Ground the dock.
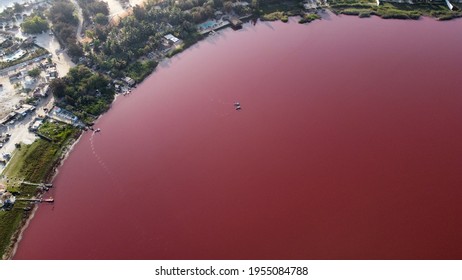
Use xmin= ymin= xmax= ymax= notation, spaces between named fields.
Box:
xmin=17 ymin=197 xmax=54 ymax=203
xmin=22 ymin=181 xmax=53 ymax=188
xmin=229 ymin=17 xmax=243 ymax=29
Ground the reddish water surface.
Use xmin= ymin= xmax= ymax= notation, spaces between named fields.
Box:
xmin=14 ymin=14 xmax=462 ymax=259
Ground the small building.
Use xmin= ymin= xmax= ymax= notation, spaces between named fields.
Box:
xmin=51 ymin=106 xmax=78 ymax=122
xmin=163 ymin=34 xmax=181 ymax=46
xmin=29 ymin=118 xmax=44 ymax=131
xmin=228 ymin=17 xmax=243 ymax=29
xmin=50 ymin=106 xmax=84 ymax=127
xmin=123 ymin=76 xmax=136 ymax=86
xmin=46 ymin=66 xmax=58 ymax=78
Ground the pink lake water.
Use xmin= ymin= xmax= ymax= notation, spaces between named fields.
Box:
xmin=14 ymin=14 xmax=462 ymax=259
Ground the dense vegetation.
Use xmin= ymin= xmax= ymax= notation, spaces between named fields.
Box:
xmin=126 ymin=60 xmax=158 ymax=82
xmin=20 ymin=15 xmax=49 ymax=34
xmin=47 ymin=0 xmax=79 ymax=53
xmin=82 ymin=0 xmax=253 ymax=78
xmin=91 ymin=2 xmax=198 ymax=72
xmin=77 ymin=0 xmax=109 ymax=21
xmin=50 ymin=65 xmax=114 ymax=121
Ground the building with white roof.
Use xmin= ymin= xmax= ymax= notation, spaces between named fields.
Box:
xmin=163 ymin=34 xmax=181 ymax=45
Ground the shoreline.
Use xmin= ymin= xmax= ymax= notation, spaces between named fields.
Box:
xmin=8 ymin=130 xmax=84 ymax=260
xmin=2 ymin=10 xmax=461 ymax=259
xmin=3 ymin=80 xmax=123 ymax=259
xmin=2 ymin=127 xmax=83 ymax=260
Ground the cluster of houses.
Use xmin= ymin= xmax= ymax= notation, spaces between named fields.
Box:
xmin=0 ymin=1 xmax=43 ymax=31
xmin=7 ymin=55 xmax=56 ymax=84
xmin=0 ymin=34 xmax=24 ymax=61
xmin=0 ymin=32 xmax=39 ymax=65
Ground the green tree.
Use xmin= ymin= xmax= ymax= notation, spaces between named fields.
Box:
xmin=28 ymin=68 xmax=42 ymax=78
xmin=48 ymin=1 xmax=78 ymax=25
xmin=88 ymin=1 xmax=109 ymax=16
xmin=94 ymin=13 xmax=108 ymax=25
xmin=21 ymin=15 xmax=49 ymax=34
xmin=68 ymin=42 xmax=84 ymax=57
xmin=49 ymin=78 xmax=67 ymax=98
xmin=85 ymin=30 xmax=95 ymax=39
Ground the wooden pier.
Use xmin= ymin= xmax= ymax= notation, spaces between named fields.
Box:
xmin=22 ymin=181 xmax=53 ymax=188
xmin=17 ymin=198 xmax=54 ymax=203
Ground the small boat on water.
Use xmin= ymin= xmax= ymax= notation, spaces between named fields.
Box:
xmin=95 ymin=128 xmax=101 ymax=133
xmin=235 ymin=105 xmax=241 ymax=110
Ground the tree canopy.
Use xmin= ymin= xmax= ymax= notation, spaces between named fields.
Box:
xmin=21 ymin=15 xmax=49 ymax=34
xmin=51 ymin=65 xmax=114 ymax=119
